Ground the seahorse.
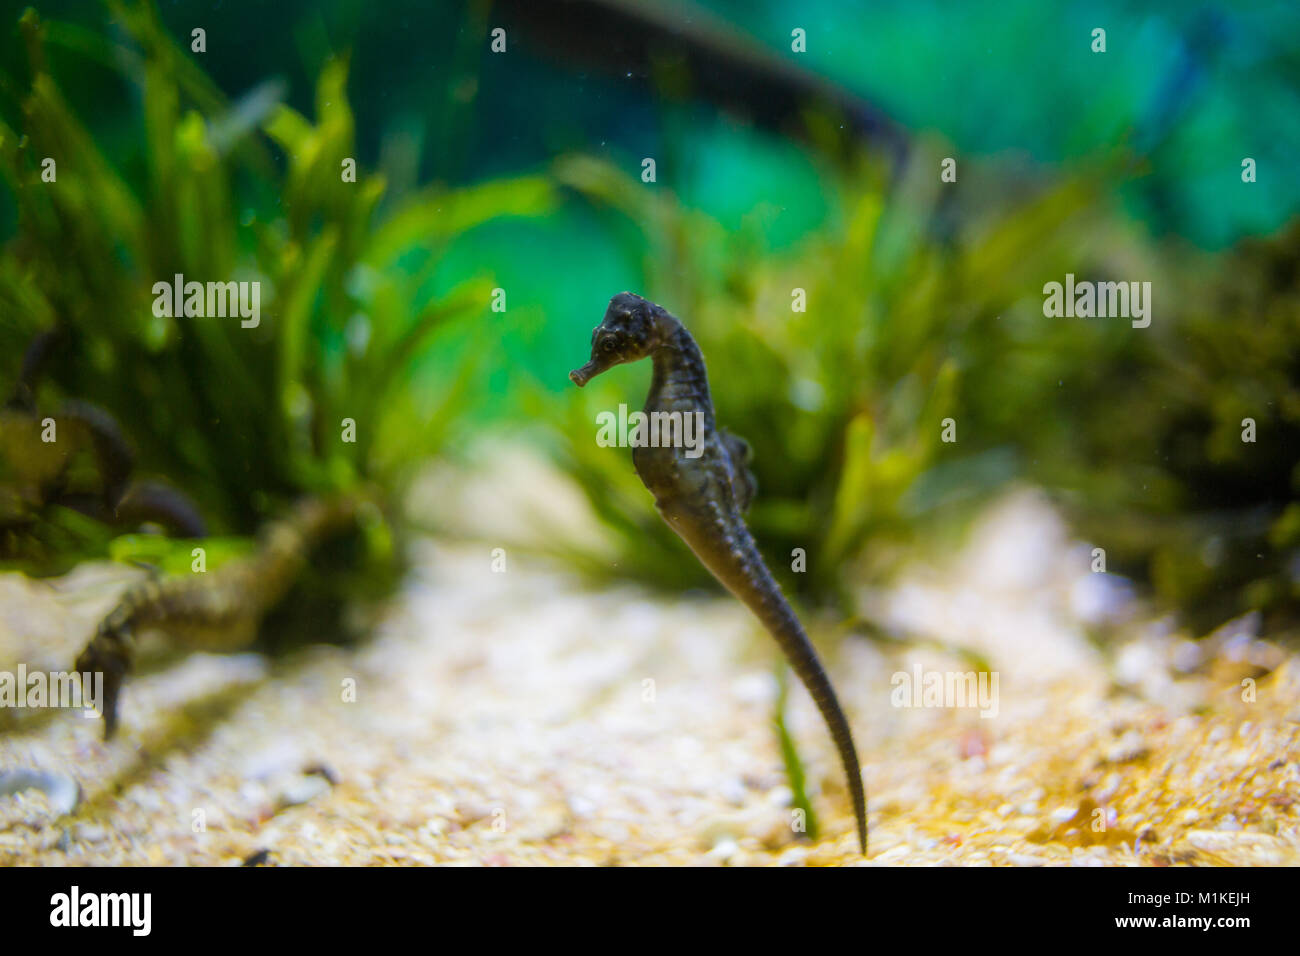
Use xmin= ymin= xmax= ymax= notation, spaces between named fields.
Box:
xmin=570 ymin=291 xmax=868 ymax=854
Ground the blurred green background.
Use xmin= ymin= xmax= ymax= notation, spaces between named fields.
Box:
xmin=1 ymin=0 xmax=1298 ymax=640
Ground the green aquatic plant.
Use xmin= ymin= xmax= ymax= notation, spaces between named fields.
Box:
xmin=1028 ymin=221 xmax=1300 ymax=634
xmin=543 ymin=147 xmax=1300 ymax=636
xmin=773 ymin=664 xmax=819 ymax=844
xmin=0 ymin=2 xmax=553 ymax=639
xmin=540 ymin=150 xmax=1110 ymax=613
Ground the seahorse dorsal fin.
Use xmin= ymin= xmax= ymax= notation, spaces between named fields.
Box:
xmin=720 ymin=429 xmax=757 ymax=512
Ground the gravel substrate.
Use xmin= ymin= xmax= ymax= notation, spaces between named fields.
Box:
xmin=0 ymin=489 xmax=1296 ymax=865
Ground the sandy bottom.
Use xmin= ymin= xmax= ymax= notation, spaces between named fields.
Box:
xmin=1 ymin=490 xmax=1297 ymax=866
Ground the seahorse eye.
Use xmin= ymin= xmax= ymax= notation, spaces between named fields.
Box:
xmin=600 ymin=335 xmax=619 ymax=353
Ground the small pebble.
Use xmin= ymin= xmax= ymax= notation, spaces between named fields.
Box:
xmin=1106 ymin=730 xmax=1149 ymax=763
xmin=0 ymin=769 xmax=81 ymax=816
xmin=275 ymin=773 xmax=331 ymax=810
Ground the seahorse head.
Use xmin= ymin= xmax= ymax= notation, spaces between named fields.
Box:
xmin=569 ymin=292 xmax=662 ymax=386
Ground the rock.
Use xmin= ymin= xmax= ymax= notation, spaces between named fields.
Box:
xmin=0 ymin=769 xmax=81 ymax=816
xmin=274 ymin=773 xmax=331 ymax=810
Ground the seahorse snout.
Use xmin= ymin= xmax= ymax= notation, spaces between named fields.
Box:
xmin=569 ymin=359 xmax=602 ymax=386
